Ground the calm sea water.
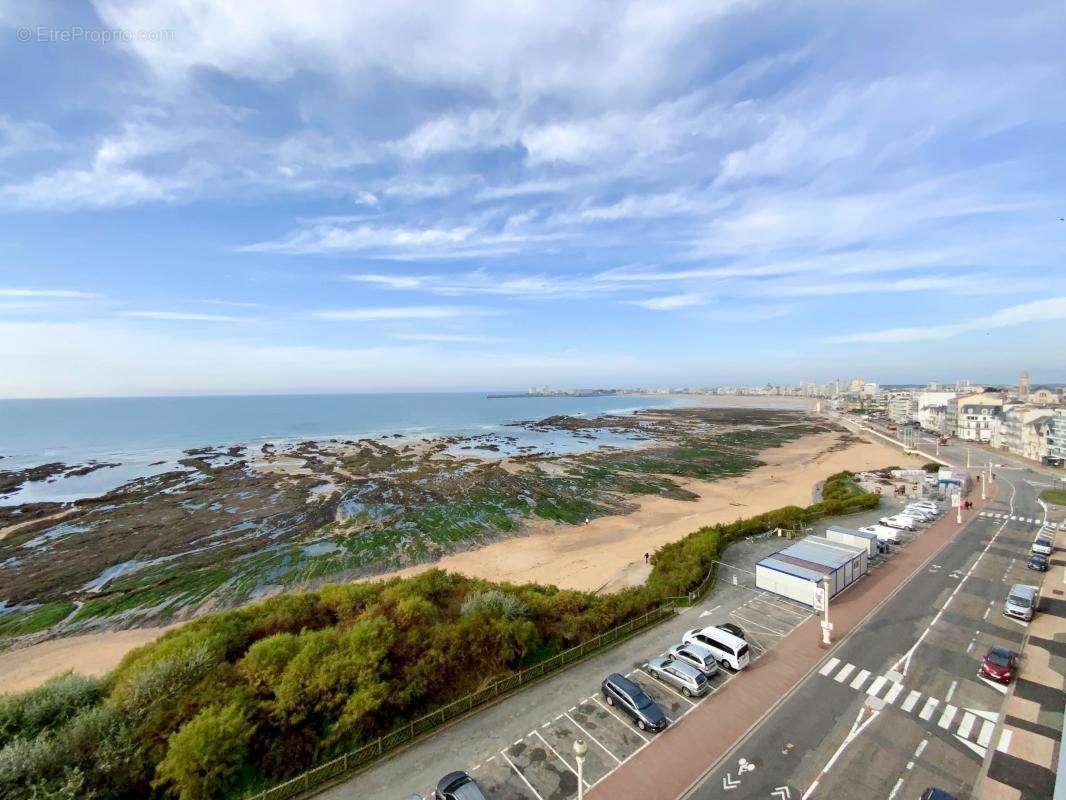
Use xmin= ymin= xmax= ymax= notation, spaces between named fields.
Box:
xmin=0 ymin=392 xmax=688 ymax=473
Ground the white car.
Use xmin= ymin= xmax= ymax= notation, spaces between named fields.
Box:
xmin=880 ymin=514 xmax=922 ymax=530
xmin=860 ymin=524 xmax=901 ymax=543
xmin=907 ymin=501 xmax=938 ymax=513
xmin=903 ymin=506 xmax=937 ymax=521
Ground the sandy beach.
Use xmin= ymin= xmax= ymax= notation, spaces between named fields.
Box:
xmin=0 ymin=425 xmax=919 ymax=694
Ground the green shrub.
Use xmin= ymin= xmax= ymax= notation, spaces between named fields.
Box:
xmin=461 ymin=589 xmax=528 ymax=620
xmin=923 ymin=462 xmax=941 ymax=473
xmin=154 ymin=701 xmax=254 ymax=800
xmin=0 ymin=672 xmax=105 ymax=749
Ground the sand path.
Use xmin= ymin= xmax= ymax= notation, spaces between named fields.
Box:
xmin=0 ymin=427 xmax=918 ymax=694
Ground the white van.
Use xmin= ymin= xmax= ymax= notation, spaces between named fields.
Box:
xmin=860 ymin=524 xmax=901 ymax=543
xmin=682 ymin=626 xmax=751 ymax=671
xmin=880 ymin=514 xmax=919 ymax=531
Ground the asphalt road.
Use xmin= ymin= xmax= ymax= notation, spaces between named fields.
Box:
xmin=682 ymin=437 xmax=1055 ymax=800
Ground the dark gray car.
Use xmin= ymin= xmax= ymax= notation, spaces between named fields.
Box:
xmin=433 ymin=771 xmax=486 ymax=800
xmin=601 ymin=672 xmax=668 ymax=731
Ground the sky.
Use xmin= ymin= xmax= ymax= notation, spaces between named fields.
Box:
xmin=0 ymin=1 xmax=1064 ymax=398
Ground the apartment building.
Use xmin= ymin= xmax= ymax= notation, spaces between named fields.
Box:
xmin=953 ymin=391 xmax=1004 ymax=443
xmin=999 ymin=405 xmax=1054 ymax=460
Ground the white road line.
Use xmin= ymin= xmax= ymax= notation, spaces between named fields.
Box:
xmin=918 ymin=697 xmax=939 ymax=721
xmin=945 ymin=680 xmax=957 ymax=704
xmin=819 ymin=657 xmax=841 ymax=676
xmin=565 ymin=712 xmax=622 ymax=765
xmin=901 ymin=690 xmax=922 ymax=713
xmin=866 ymin=676 xmax=887 ymax=697
xmin=938 ymin=705 xmax=957 ymax=729
xmin=500 ymin=750 xmax=544 ymax=800
xmin=731 ymin=611 xmax=790 ymax=637
xmin=834 ymin=663 xmax=856 ymax=683
xmin=979 ymin=676 xmax=1009 ymax=694
xmin=883 ymin=682 xmax=904 ymax=705
xmin=590 ymin=696 xmax=648 ymax=742
xmin=532 ymin=729 xmax=586 ymax=787
xmin=977 ymin=720 xmax=995 ymax=747
xmin=997 ymin=729 xmax=1013 ymax=753
xmin=914 ymin=739 xmax=927 ymax=759
xmin=887 ymin=777 xmax=905 ymax=800
xmin=849 ymin=669 xmax=871 ymax=690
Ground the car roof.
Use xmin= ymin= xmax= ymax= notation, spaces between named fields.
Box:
xmin=669 ymin=660 xmax=704 ymax=680
xmin=437 ymin=771 xmax=472 ymax=793
xmin=695 ymin=625 xmax=746 ymax=647
xmin=674 ymin=641 xmax=714 ymax=658
xmin=607 ymin=673 xmax=641 ymax=694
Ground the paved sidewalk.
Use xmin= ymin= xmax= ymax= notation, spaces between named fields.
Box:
xmin=979 ymin=516 xmax=1065 ymax=800
xmin=589 ymin=487 xmax=999 ymax=800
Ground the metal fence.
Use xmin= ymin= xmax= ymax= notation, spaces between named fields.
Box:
xmin=244 ymin=603 xmax=675 ymax=800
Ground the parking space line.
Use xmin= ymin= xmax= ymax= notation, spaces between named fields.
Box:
xmin=532 ymin=729 xmax=586 ymax=787
xmin=818 ymin=657 xmax=841 ymax=676
xmin=500 ymin=749 xmax=544 ymax=800
xmin=731 ymin=611 xmax=790 ymax=637
xmin=591 ymin=696 xmax=648 ymax=742
xmin=748 ymin=595 xmax=809 ymax=620
xmin=565 ymin=712 xmax=622 ymax=765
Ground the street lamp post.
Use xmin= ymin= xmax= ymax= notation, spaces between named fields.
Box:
xmin=820 ymin=576 xmax=832 ymax=645
xmin=573 ymin=739 xmax=587 ymax=800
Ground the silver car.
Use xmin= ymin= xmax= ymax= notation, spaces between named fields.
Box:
xmin=667 ymin=642 xmax=720 ymax=677
xmin=647 ymin=656 xmax=710 ymax=697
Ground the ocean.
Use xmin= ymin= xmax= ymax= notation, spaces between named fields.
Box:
xmin=0 ymin=392 xmax=690 ymax=504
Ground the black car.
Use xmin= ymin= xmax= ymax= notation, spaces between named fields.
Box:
xmin=716 ymin=622 xmax=745 ymax=640
xmin=433 ymin=771 xmax=487 ymax=800
xmin=1027 ymin=553 xmax=1049 ymax=572
xmin=920 ymin=790 xmax=958 ymax=800
xmin=601 ymin=673 xmax=668 ymax=731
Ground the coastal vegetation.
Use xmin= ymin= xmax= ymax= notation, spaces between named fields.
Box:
xmin=0 ymin=471 xmax=878 ymax=800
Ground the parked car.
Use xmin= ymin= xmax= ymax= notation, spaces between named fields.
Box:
xmin=434 ymin=771 xmax=487 ymax=800
xmin=667 ymin=642 xmax=720 ymax=677
xmin=1031 ymin=533 xmax=1054 ymax=556
xmin=880 ymin=514 xmax=919 ymax=531
xmin=1027 ymin=552 xmax=1049 ymax=572
xmin=601 ymin=673 xmax=668 ymax=731
xmin=921 ymin=789 xmax=957 ymax=800
xmin=979 ymin=646 xmax=1018 ymax=684
xmin=715 ymin=622 xmax=745 ymax=640
xmin=647 ymin=656 xmax=710 ymax=697
xmin=682 ymin=626 xmax=750 ymax=671
xmin=1003 ymin=584 xmax=1038 ymax=622
xmin=903 ymin=504 xmax=937 ymax=519
xmin=860 ymin=524 xmax=901 ymax=543
xmin=908 ymin=499 xmax=938 ymax=510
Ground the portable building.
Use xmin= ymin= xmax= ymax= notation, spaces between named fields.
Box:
xmin=755 ymin=536 xmax=868 ymax=608
xmin=825 ymin=525 xmax=879 ymax=558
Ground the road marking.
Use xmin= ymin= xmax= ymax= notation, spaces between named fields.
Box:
xmin=977 ymin=720 xmax=995 ymax=747
xmin=731 ymin=611 xmax=790 ymax=637
xmin=997 ymin=729 xmax=1013 ymax=753
xmin=901 ymin=690 xmax=921 ymax=712
xmin=532 ymin=729 xmax=587 ymax=787
xmin=979 ymin=676 xmax=1009 ymax=694
xmin=954 ymin=735 xmax=987 ymax=758
xmin=564 ymin=712 xmax=622 ymax=765
xmin=887 ymin=777 xmax=905 ymax=800
xmin=944 ymin=680 xmax=957 ymax=703
xmin=833 ymin=663 xmax=855 ymax=683
xmin=818 ymin=657 xmax=841 ymax=676
xmin=883 ymin=682 xmax=904 ymax=705
xmin=918 ymin=697 xmax=939 ymax=721
xmin=590 ymin=696 xmax=648 ymax=742
xmin=500 ymin=749 xmax=544 ymax=800
xmin=865 ymin=676 xmax=887 ymax=697
xmin=849 ymin=669 xmax=871 ymax=690
xmin=938 ymin=705 xmax=957 ymax=729
xmin=914 ymin=739 xmax=927 ymax=758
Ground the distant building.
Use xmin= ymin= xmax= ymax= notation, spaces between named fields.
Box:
xmin=1050 ymin=409 xmax=1066 ymax=461
xmin=999 ymin=405 xmax=1054 ymax=460
xmin=1018 ymin=371 xmax=1030 ymax=401
xmin=888 ymin=390 xmax=914 ymax=423
xmin=915 ymin=390 xmax=957 ymax=433
xmin=953 ymin=391 xmax=1005 ymax=442
xmin=1028 ymin=386 xmax=1060 ymax=405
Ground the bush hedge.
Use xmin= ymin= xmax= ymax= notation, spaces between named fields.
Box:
xmin=0 ymin=473 xmax=878 ymax=800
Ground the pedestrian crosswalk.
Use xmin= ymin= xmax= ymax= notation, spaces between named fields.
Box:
xmin=978 ymin=512 xmax=1058 ymax=528
xmin=817 ymin=659 xmax=1000 ymax=758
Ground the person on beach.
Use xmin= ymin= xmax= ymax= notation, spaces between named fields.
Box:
xmin=644 ymin=552 xmax=649 ymax=564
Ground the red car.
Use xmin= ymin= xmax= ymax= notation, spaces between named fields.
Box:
xmin=979 ymin=646 xmax=1017 ymax=684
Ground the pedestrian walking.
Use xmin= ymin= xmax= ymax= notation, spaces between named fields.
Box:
xmin=644 ymin=552 xmax=649 ymax=564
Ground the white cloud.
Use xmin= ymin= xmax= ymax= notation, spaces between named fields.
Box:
xmin=628 ymin=292 xmax=708 ymax=311
xmin=825 ymin=297 xmax=1066 ymax=344
xmin=310 ymin=306 xmax=495 ymax=321
xmin=0 ymin=288 xmax=102 ymax=298
xmin=123 ymin=311 xmax=257 ymax=322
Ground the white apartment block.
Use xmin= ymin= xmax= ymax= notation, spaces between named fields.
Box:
xmin=998 ymin=405 xmax=1055 ymax=460
xmin=954 ymin=392 xmax=1004 ymax=443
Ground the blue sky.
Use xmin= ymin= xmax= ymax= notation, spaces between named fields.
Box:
xmin=1 ymin=1 xmax=1064 ymax=398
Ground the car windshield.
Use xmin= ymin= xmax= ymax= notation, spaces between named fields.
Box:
xmin=987 ymin=650 xmax=1011 ymax=667
xmin=1008 ymin=592 xmax=1029 ymax=605
xmin=633 ymin=690 xmax=654 ymax=709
